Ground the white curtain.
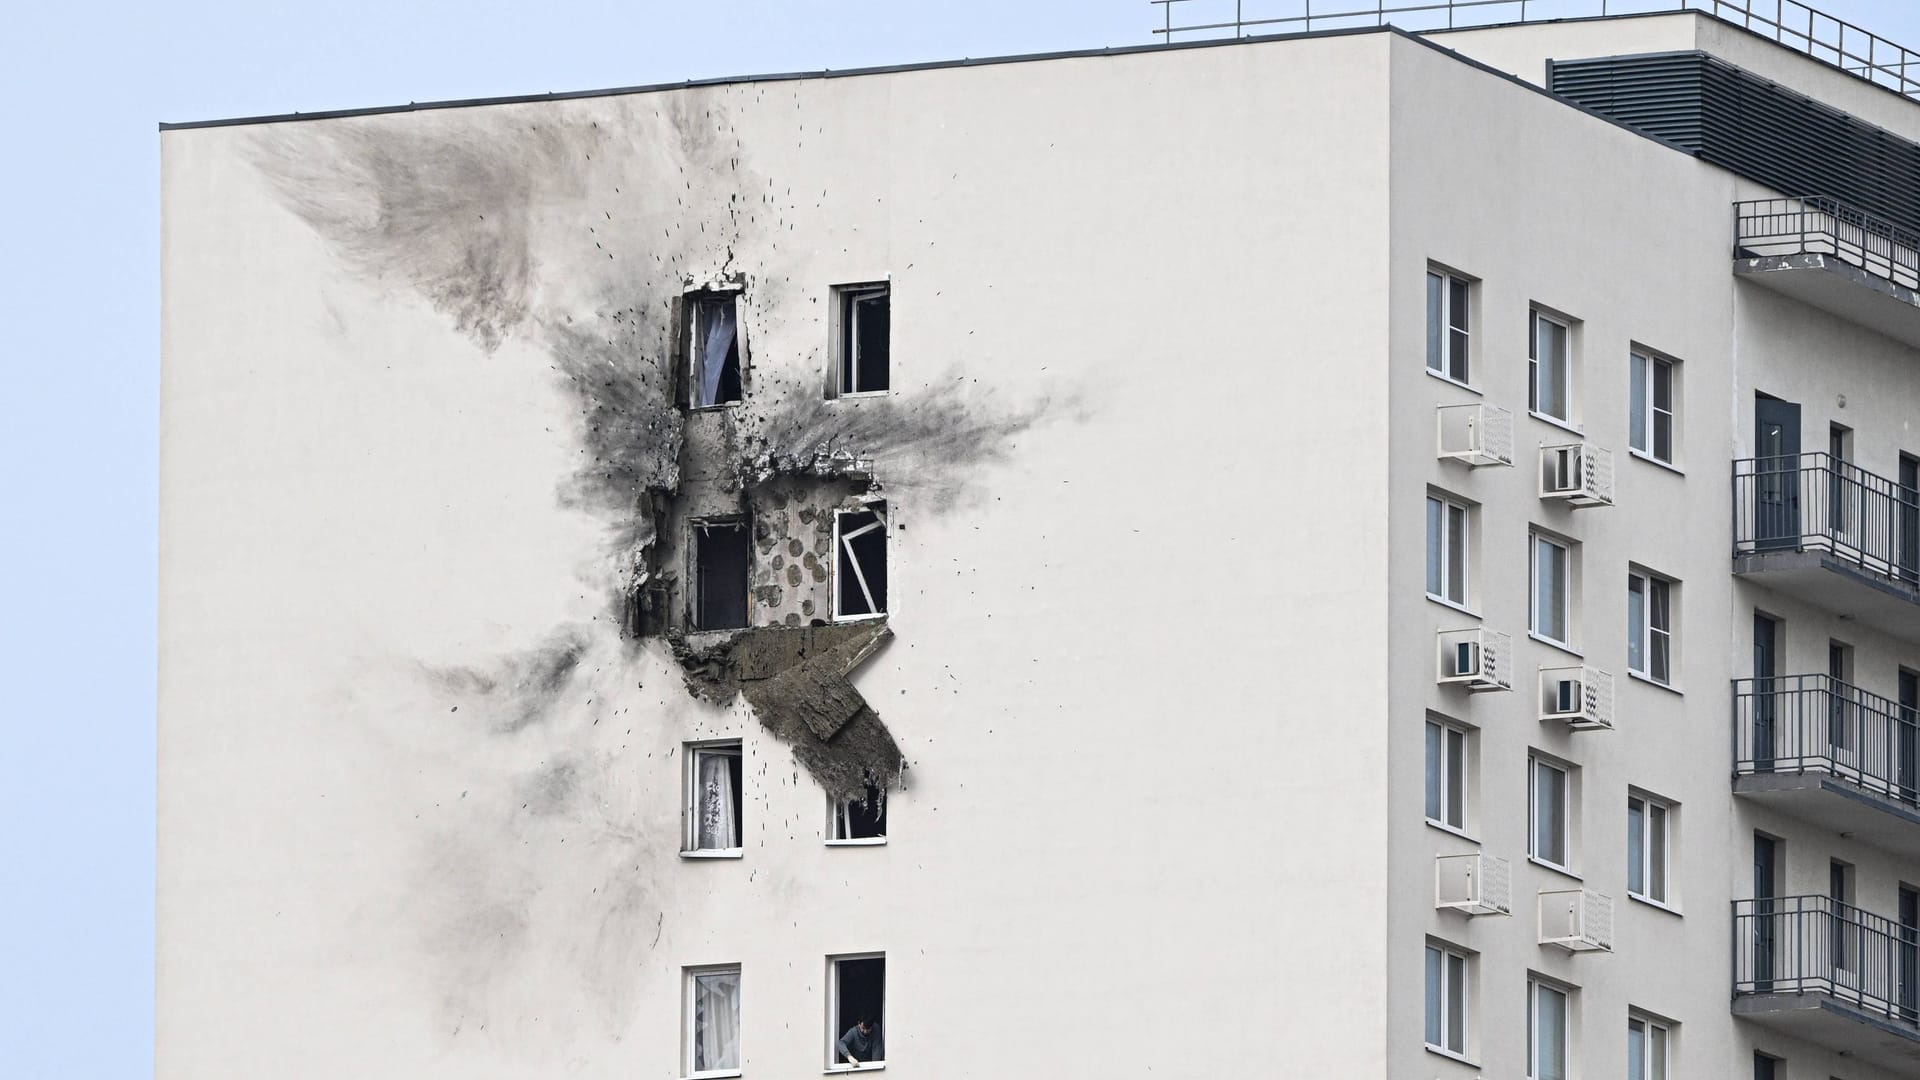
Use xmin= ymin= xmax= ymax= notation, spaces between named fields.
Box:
xmin=694 ymin=970 xmax=741 ymax=1072
xmin=697 ymin=754 xmax=738 ymax=850
xmin=696 ymin=302 xmax=738 ymax=407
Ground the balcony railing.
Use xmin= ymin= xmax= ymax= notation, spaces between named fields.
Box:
xmin=1734 ymin=895 xmax=1920 ymax=1028
xmin=1733 ymin=453 xmax=1920 ymax=585
xmin=1733 ymin=674 xmax=1920 ymax=804
xmin=1736 ymin=197 xmax=1920 ymax=292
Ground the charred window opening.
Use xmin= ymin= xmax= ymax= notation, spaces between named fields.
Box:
xmin=834 ymin=503 xmax=888 ymax=621
xmin=691 ymin=519 xmax=751 ymax=631
xmin=829 ymin=954 xmax=886 ymax=1069
xmin=684 ymin=741 xmax=743 ymax=855
xmin=689 ymin=293 xmax=743 ymax=408
xmin=830 ymin=782 xmax=887 ymax=843
xmin=834 ymin=284 xmax=890 ymax=397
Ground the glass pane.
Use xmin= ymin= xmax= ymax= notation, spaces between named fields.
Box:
xmin=1628 ymin=798 xmax=1645 ymax=894
xmin=1536 ymin=985 xmax=1568 ymax=1080
xmin=1628 ymin=577 xmax=1646 ymax=673
xmin=1628 ymin=1020 xmax=1646 ymax=1080
xmin=1653 ymin=358 xmax=1673 ymax=410
xmin=693 ymin=970 xmax=742 ymax=1072
xmin=1630 ymin=354 xmax=1649 ymax=452
xmin=1427 ymin=274 xmax=1444 ymax=373
xmin=1450 ymin=329 xmax=1470 ymax=382
xmin=1535 ymin=539 xmax=1566 ymax=641
xmin=1535 ymin=764 xmax=1565 ymax=865
xmin=1535 ymin=316 xmax=1570 ymax=419
xmin=1446 ymin=729 xmax=1466 ymax=828
xmin=1425 ymin=946 xmax=1442 ymax=1044
xmin=1650 ymin=804 xmax=1669 ymax=901
xmin=1446 ymin=953 xmax=1467 ymax=1052
xmin=1425 ymin=723 xmax=1443 ymax=821
xmin=1446 ymin=505 xmax=1468 ymax=605
xmin=1449 ymin=278 xmax=1470 ymax=381
xmin=1449 ymin=278 xmax=1470 ymax=333
xmin=1426 ymin=498 xmax=1443 ymax=596
xmin=1650 ymin=1025 xmax=1668 ymax=1080
xmin=1650 ymin=580 xmax=1670 ymax=632
xmin=1651 ymin=628 xmax=1670 ymax=685
xmin=1654 ymin=410 xmax=1673 ymax=462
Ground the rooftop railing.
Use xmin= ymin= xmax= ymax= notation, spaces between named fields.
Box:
xmin=1734 ymin=894 xmax=1920 ymax=1026
xmin=1149 ymin=1 xmax=1920 ymax=100
xmin=1736 ymin=196 xmax=1920 ymax=291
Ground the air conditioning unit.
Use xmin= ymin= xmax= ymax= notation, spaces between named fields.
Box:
xmin=1437 ymin=403 xmax=1515 ymax=467
xmin=1539 ymin=442 xmax=1614 ymax=507
xmin=1539 ymin=889 xmax=1613 ymax=952
xmin=1436 ymin=853 xmax=1512 ymax=917
xmin=1539 ymin=665 xmax=1615 ymax=730
xmin=1437 ymin=628 xmax=1513 ymax=692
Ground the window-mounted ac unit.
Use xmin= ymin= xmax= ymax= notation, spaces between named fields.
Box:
xmin=1539 ymin=665 xmax=1614 ymax=730
xmin=1437 ymin=628 xmax=1513 ymax=692
xmin=1539 ymin=889 xmax=1613 ymax=952
xmin=1437 ymin=403 xmax=1515 ymax=468
xmin=1539 ymin=442 xmax=1614 ymax=507
xmin=1436 ymin=853 xmax=1512 ymax=917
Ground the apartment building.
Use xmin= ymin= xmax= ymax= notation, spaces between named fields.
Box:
xmin=158 ymin=3 xmax=1920 ymax=1077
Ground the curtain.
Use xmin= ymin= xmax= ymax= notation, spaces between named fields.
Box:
xmin=693 ymin=970 xmax=741 ymax=1072
xmin=697 ymin=754 xmax=738 ymax=850
xmin=696 ymin=302 xmax=738 ymax=407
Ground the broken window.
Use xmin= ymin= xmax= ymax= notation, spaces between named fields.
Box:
xmin=685 ymin=965 xmax=742 ymax=1077
xmin=835 ymin=284 xmax=890 ymax=396
xmin=684 ymin=741 xmax=743 ymax=854
xmin=834 ymin=503 xmax=888 ymax=621
xmin=829 ymin=954 xmax=886 ymax=1070
xmin=830 ymin=782 xmax=887 ymax=843
xmin=689 ymin=293 xmax=743 ymax=408
xmin=691 ymin=519 xmax=750 ymax=631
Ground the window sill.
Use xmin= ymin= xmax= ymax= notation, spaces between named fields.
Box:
xmin=825 ymin=837 xmax=888 ymax=847
xmin=1528 ymin=410 xmax=1584 ymax=437
xmin=1425 ymin=819 xmax=1479 ymax=844
xmin=1527 ymin=856 xmax=1582 ymax=882
xmin=688 ymin=1072 xmax=743 ymax=1080
xmin=1423 ymin=1045 xmax=1480 ymax=1069
xmin=689 ymin=402 xmax=744 ymax=412
xmin=1527 ymin=632 xmax=1583 ymax=659
xmin=826 ymin=1064 xmax=885 ymax=1073
xmin=680 ymin=849 xmax=744 ymax=860
xmin=1424 ymin=369 xmax=1482 ymax=395
xmin=1627 ymin=670 xmax=1684 ymax=696
xmin=1627 ymin=448 xmax=1684 ymax=475
xmin=831 ymin=390 xmax=892 ymax=401
xmin=833 ymin=612 xmax=888 ymax=625
xmin=1629 ymin=893 xmax=1683 ymax=917
xmin=1426 ymin=594 xmax=1480 ymax=619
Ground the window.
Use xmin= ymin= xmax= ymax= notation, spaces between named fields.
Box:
xmin=1627 ymin=793 xmax=1671 ymax=905
xmin=1627 ymin=571 xmax=1673 ymax=684
xmin=1529 ymin=308 xmax=1573 ymax=424
xmin=684 ymin=742 xmax=743 ymax=854
xmin=1753 ymin=1052 xmax=1780 ymax=1080
xmin=1529 ymin=754 xmax=1571 ymax=871
xmin=834 ymin=284 xmax=890 ymax=396
xmin=1427 ymin=268 xmax=1472 ymax=384
xmin=691 ymin=519 xmax=751 ymax=631
xmin=834 ymin=503 xmax=888 ymax=620
xmin=686 ymin=966 xmax=742 ymax=1078
xmin=1828 ymin=640 xmax=1854 ymax=754
xmin=1831 ymin=860 xmax=1855 ymax=973
xmin=1630 ymin=351 xmax=1676 ymax=464
xmin=830 ymin=782 xmax=888 ymax=844
xmin=689 ymin=293 xmax=743 ymax=408
xmin=1530 ymin=532 xmax=1573 ymax=646
xmin=828 ymin=954 xmax=886 ymax=1070
xmin=1424 ymin=942 xmax=1471 ymax=1058
xmin=1627 ymin=1015 xmax=1669 ymax=1080
xmin=1527 ymin=976 xmax=1570 ymax=1080
xmin=1829 ymin=423 xmax=1852 ymax=531
xmin=1425 ymin=718 xmax=1469 ymax=832
xmin=1426 ymin=494 xmax=1472 ymax=607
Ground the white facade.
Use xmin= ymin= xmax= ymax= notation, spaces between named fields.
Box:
xmin=159 ymin=11 xmax=1920 ymax=1079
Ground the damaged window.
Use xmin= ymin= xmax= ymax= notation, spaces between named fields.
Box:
xmin=834 ymin=504 xmax=888 ymax=621
xmin=684 ymin=741 xmax=743 ymax=855
xmin=685 ymin=965 xmax=742 ymax=1078
xmin=829 ymin=954 xmax=886 ymax=1070
xmin=830 ymin=782 xmax=887 ymax=844
xmin=691 ymin=519 xmax=751 ymax=632
xmin=835 ymin=283 xmax=890 ymax=396
xmin=690 ymin=293 xmax=743 ymax=408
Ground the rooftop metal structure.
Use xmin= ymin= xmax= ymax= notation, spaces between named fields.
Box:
xmin=1149 ymin=0 xmax=1920 ymax=100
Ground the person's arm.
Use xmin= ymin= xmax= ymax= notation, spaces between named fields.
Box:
xmin=837 ymin=1027 xmax=860 ymax=1066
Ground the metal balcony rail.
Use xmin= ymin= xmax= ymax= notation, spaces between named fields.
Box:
xmin=1148 ymin=1 xmax=1920 ymax=100
xmin=1733 ymin=894 xmax=1920 ymax=1026
xmin=1732 ymin=453 xmax=1920 ymax=585
xmin=1736 ymin=197 xmax=1920 ymax=292
xmin=1733 ymin=674 xmax=1920 ymax=803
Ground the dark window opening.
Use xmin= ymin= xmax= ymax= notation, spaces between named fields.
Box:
xmin=832 ymin=956 xmax=886 ymax=1067
xmin=838 ymin=284 xmax=890 ymax=395
xmin=691 ymin=294 xmax=742 ymax=408
xmin=833 ymin=783 xmax=887 ymax=841
xmin=692 ymin=520 xmax=750 ymax=631
xmin=835 ymin=503 xmax=888 ymax=619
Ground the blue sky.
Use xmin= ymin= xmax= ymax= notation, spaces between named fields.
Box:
xmin=6 ymin=0 xmax=1920 ymax=1074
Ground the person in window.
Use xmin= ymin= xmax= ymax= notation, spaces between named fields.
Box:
xmin=837 ymin=1017 xmax=882 ymax=1067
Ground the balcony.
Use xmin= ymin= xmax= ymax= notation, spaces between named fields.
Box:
xmin=1734 ymin=197 xmax=1920 ymax=349
xmin=1733 ymin=896 xmax=1920 ymax=1073
xmin=1732 ymin=675 xmax=1920 ymax=853
xmin=1733 ymin=454 xmax=1920 ymax=641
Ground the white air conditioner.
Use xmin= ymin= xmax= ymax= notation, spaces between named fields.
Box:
xmin=1437 ymin=628 xmax=1513 ymax=692
xmin=1436 ymin=853 xmax=1513 ymax=917
xmin=1539 ymin=442 xmax=1614 ymax=507
xmin=1539 ymin=665 xmax=1615 ymax=730
xmin=1437 ymin=403 xmax=1515 ymax=467
xmin=1539 ymin=889 xmax=1613 ymax=952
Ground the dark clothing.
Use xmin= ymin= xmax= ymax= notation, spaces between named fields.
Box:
xmin=837 ymin=1024 xmax=882 ymax=1064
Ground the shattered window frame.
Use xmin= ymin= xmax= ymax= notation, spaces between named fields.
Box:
xmin=690 ymin=517 xmax=752 ymax=632
xmin=833 ymin=503 xmax=889 ymax=622
xmin=828 ymin=782 xmax=888 ymax=845
xmin=687 ymin=289 xmax=746 ymax=410
xmin=683 ymin=740 xmax=745 ymax=857
xmin=832 ymin=282 xmax=891 ymax=398
xmin=826 ymin=952 xmax=887 ymax=1071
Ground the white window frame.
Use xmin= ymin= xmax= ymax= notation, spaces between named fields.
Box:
xmin=1527 ymin=975 xmax=1571 ymax=1080
xmin=683 ymin=740 xmax=744 ymax=857
xmin=827 ymin=783 xmax=889 ymax=847
xmin=1530 ymin=532 xmax=1573 ymax=648
xmin=1425 ymin=941 xmax=1472 ymax=1060
xmin=1425 ymin=718 xmax=1470 ymax=834
xmin=1426 ymin=494 xmax=1472 ymax=609
xmin=833 ymin=504 xmax=889 ymax=622
xmin=687 ymin=289 xmax=746 ymax=410
xmin=1628 ymin=571 xmax=1674 ymax=685
xmin=1630 ymin=350 xmax=1677 ymax=465
xmin=833 ymin=283 xmax=891 ymax=398
xmin=685 ymin=964 xmax=744 ymax=1079
xmin=1529 ymin=308 xmax=1574 ymax=426
xmin=826 ymin=952 xmax=886 ymax=1072
xmin=1627 ymin=793 xmax=1673 ymax=907
xmin=1528 ymin=754 xmax=1572 ymax=873
xmin=1427 ymin=267 xmax=1473 ymax=386
xmin=1628 ymin=1014 xmax=1670 ymax=1080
